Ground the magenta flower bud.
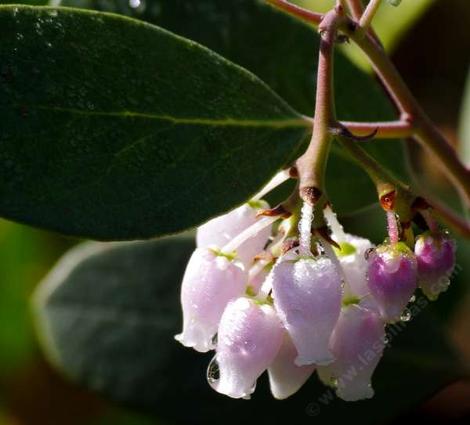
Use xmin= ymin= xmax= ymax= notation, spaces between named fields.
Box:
xmin=197 ymin=201 xmax=271 ymax=265
xmin=175 ymin=248 xmax=247 ymax=352
xmin=209 ymin=297 xmax=284 ymax=399
xmin=268 ymin=332 xmax=315 ymax=400
xmin=317 ymin=305 xmax=385 ymax=401
xmin=367 ymin=243 xmax=417 ymax=323
xmin=271 ymin=255 xmax=342 ymax=366
xmin=415 ymin=233 xmax=456 ymax=300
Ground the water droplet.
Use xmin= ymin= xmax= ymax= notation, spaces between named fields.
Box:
xmin=383 ymin=335 xmax=390 ymax=345
xmin=365 ymin=247 xmax=375 ymax=260
xmin=243 ymin=381 xmax=257 ymax=399
xmin=211 ymin=333 xmax=218 ymax=346
xmin=206 ymin=356 xmax=220 ymax=387
xmin=400 ymin=308 xmax=411 ymax=322
xmin=243 ymin=340 xmax=256 ymax=353
xmin=129 ymin=0 xmax=141 ymax=8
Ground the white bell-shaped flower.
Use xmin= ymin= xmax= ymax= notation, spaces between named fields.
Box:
xmin=324 ymin=207 xmax=376 ymax=304
xmin=175 ymin=248 xmax=247 ymax=352
xmin=197 ymin=201 xmax=271 ymax=265
xmin=271 ymin=254 xmax=342 ymax=366
xmin=317 ymin=304 xmax=385 ymax=401
xmin=335 ymin=234 xmax=374 ymax=298
xmin=268 ymin=332 xmax=315 ymax=399
xmin=209 ymin=297 xmax=284 ymax=399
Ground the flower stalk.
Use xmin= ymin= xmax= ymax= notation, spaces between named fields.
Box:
xmin=296 ymin=7 xmax=345 ymax=205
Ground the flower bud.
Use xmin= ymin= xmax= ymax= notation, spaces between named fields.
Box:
xmin=197 ymin=201 xmax=271 ymax=265
xmin=268 ymin=332 xmax=315 ymax=400
xmin=209 ymin=297 xmax=283 ymax=399
xmin=367 ymin=243 xmax=417 ymax=323
xmin=317 ymin=305 xmax=385 ymax=402
xmin=415 ymin=233 xmax=456 ymax=300
xmin=175 ymin=248 xmax=247 ymax=352
xmin=271 ymin=255 xmax=342 ymax=366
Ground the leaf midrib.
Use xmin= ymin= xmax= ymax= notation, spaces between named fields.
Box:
xmin=32 ymin=105 xmax=310 ymax=129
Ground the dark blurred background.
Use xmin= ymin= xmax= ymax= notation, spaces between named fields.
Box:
xmin=0 ymin=0 xmax=469 ymax=424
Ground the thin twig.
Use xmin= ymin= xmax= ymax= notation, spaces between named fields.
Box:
xmin=359 ymin=0 xmax=382 ymax=30
xmin=345 ymin=0 xmax=364 ymax=19
xmin=264 ymin=0 xmax=323 ymax=25
xmin=345 ymin=0 xmax=384 ymax=47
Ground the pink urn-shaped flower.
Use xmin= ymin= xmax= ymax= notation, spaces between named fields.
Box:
xmin=175 ymin=248 xmax=247 ymax=352
xmin=415 ymin=233 xmax=456 ymax=300
xmin=196 ymin=201 xmax=271 ymax=265
xmin=317 ymin=304 xmax=385 ymax=401
xmin=209 ymin=297 xmax=284 ymax=399
xmin=268 ymin=332 xmax=315 ymax=400
xmin=271 ymin=254 xmax=342 ymax=366
xmin=367 ymin=242 xmax=417 ymax=323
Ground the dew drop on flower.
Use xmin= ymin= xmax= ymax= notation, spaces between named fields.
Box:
xmin=400 ymin=309 xmax=411 ymax=322
xmin=365 ymin=247 xmax=375 ymax=260
xmin=207 ymin=356 xmax=220 ymax=386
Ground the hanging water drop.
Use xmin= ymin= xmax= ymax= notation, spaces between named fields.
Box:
xmin=129 ymin=0 xmax=141 ymax=8
xmin=206 ymin=356 xmax=220 ymax=386
xmin=400 ymin=309 xmax=411 ymax=322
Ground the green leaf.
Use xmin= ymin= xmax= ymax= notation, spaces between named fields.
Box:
xmin=55 ymin=0 xmax=410 ymax=214
xmin=34 ymin=236 xmax=463 ymax=424
xmin=0 ymin=5 xmax=308 ymax=240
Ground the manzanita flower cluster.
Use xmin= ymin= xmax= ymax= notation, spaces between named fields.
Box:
xmin=175 ymin=173 xmax=456 ymax=402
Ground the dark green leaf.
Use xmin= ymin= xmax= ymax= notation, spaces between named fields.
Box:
xmin=0 ymin=5 xmax=308 ymax=240
xmin=56 ymin=0 xmax=410 ymax=217
xmin=34 ymin=237 xmax=463 ymax=424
